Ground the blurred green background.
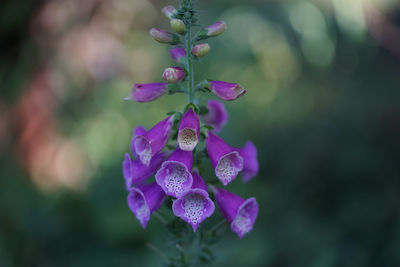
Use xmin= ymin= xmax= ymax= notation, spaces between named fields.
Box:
xmin=1 ymin=0 xmax=400 ymax=266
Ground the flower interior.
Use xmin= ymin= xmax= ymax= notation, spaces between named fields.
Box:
xmin=216 ymin=151 xmax=243 ymax=185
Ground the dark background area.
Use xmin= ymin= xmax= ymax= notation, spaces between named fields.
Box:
xmin=1 ymin=0 xmax=400 ymax=266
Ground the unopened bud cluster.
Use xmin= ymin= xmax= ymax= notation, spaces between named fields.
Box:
xmin=123 ymin=0 xmax=259 ymax=240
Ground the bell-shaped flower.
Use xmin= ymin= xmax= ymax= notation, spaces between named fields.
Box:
xmin=125 ymin=83 xmax=168 ymax=102
xmin=208 ymin=81 xmax=246 ymax=101
xmin=212 ymin=187 xmax=258 ymax=239
xmin=162 ymin=5 xmax=177 ymax=19
xmin=131 ymin=116 xmax=173 ymax=166
xmin=234 ymin=141 xmax=258 ymax=182
xmin=178 ymin=108 xmax=200 ymax=151
xmin=162 ymin=67 xmax=186 ymax=83
xmin=155 ymin=148 xmax=193 ymax=198
xmin=170 ymin=18 xmax=186 ymax=34
xmin=172 ymin=172 xmax=215 ymax=231
xmin=149 ymin=28 xmax=180 ymax=44
xmin=123 ymin=152 xmax=168 ymax=190
xmin=127 ymin=182 xmax=166 ymax=229
xmin=192 ymin=43 xmax=210 ymax=57
xmin=170 ymin=48 xmax=187 ymax=64
xmin=200 ymin=100 xmax=228 ymax=132
xmin=206 ymin=132 xmax=243 ymax=186
xmin=198 ymin=21 xmax=227 ymax=39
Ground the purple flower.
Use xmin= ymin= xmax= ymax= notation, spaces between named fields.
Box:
xmin=208 ymin=81 xmax=246 ymax=101
xmin=212 ymin=187 xmax=258 ymax=239
xmin=155 ymin=148 xmax=193 ymax=198
xmin=149 ymin=28 xmax=180 ymax=44
xmin=234 ymin=141 xmax=258 ymax=182
xmin=192 ymin=43 xmax=210 ymax=57
xmin=127 ymin=182 xmax=166 ymax=229
xmin=200 ymin=100 xmax=228 ymax=132
xmin=125 ymin=83 xmax=168 ymax=102
xmin=170 ymin=48 xmax=187 ymax=64
xmin=178 ymin=108 xmax=200 ymax=151
xmin=206 ymin=132 xmax=243 ymax=186
xmin=198 ymin=22 xmax=227 ymax=39
xmin=131 ymin=116 xmax=173 ymax=166
xmin=123 ymin=152 xmax=168 ymax=190
xmin=162 ymin=5 xmax=177 ymax=19
xmin=172 ymin=172 xmax=215 ymax=231
xmin=162 ymin=67 xmax=186 ymax=83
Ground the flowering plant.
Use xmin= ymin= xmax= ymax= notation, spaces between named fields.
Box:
xmin=123 ymin=0 xmax=259 ymax=265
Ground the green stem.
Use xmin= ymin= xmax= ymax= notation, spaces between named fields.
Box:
xmin=186 ymin=23 xmax=195 ymax=104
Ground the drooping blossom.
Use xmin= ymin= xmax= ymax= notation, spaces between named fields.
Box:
xmin=149 ymin=28 xmax=180 ymax=44
xmin=162 ymin=67 xmax=186 ymax=83
xmin=206 ymin=132 xmax=243 ymax=186
xmin=127 ymin=182 xmax=166 ymax=229
xmin=208 ymin=81 xmax=246 ymax=101
xmin=178 ymin=108 xmax=199 ymax=151
xmin=212 ymin=187 xmax=258 ymax=239
xmin=172 ymin=171 xmax=215 ymax=231
xmin=234 ymin=141 xmax=258 ymax=182
xmin=125 ymin=83 xmax=168 ymax=102
xmin=155 ymin=148 xmax=193 ymax=198
xmin=162 ymin=5 xmax=177 ymax=19
xmin=170 ymin=48 xmax=187 ymax=64
xmin=200 ymin=100 xmax=228 ymax=132
xmin=122 ymin=152 xmax=168 ymax=190
xmin=192 ymin=43 xmax=210 ymax=57
xmin=131 ymin=117 xmax=173 ymax=166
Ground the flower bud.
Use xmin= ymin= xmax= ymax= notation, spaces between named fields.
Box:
xmin=170 ymin=48 xmax=187 ymax=64
xmin=170 ymin=18 xmax=186 ymax=34
xmin=162 ymin=67 xmax=186 ymax=83
xmin=191 ymin=43 xmax=210 ymax=57
xmin=198 ymin=21 xmax=227 ymax=39
xmin=162 ymin=5 xmax=177 ymax=19
xmin=149 ymin=28 xmax=180 ymax=44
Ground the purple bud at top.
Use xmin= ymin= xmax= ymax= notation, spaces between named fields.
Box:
xmin=131 ymin=116 xmax=173 ymax=166
xmin=178 ymin=108 xmax=200 ymax=151
xmin=170 ymin=18 xmax=186 ymax=34
xmin=149 ymin=28 xmax=179 ymax=44
xmin=162 ymin=67 xmax=186 ymax=83
xmin=206 ymin=132 xmax=243 ymax=186
xmin=172 ymin=172 xmax=215 ymax=231
xmin=170 ymin=48 xmax=187 ymax=64
xmin=162 ymin=5 xmax=177 ymax=19
xmin=234 ymin=141 xmax=258 ymax=182
xmin=125 ymin=83 xmax=168 ymax=102
xmin=155 ymin=148 xmax=193 ymax=198
xmin=192 ymin=43 xmax=210 ymax=57
xmin=206 ymin=22 xmax=227 ymax=36
xmin=127 ymin=182 xmax=166 ymax=229
xmin=212 ymin=187 xmax=258 ymax=239
xmin=208 ymin=81 xmax=246 ymax=101
xmin=200 ymin=100 xmax=228 ymax=132
xmin=123 ymin=152 xmax=168 ymax=190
